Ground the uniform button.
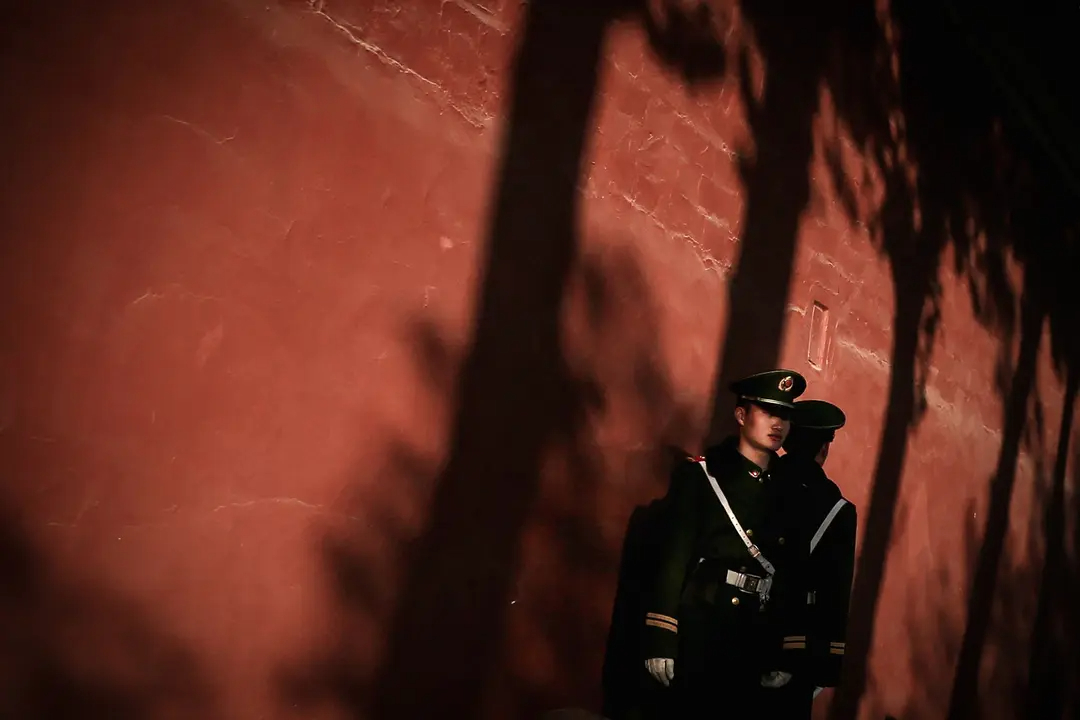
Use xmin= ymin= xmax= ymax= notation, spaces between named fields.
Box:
xmin=746 ymin=529 xmax=753 ymax=538
xmin=778 ymin=537 xmax=785 ymax=545
xmin=731 ymin=596 xmax=740 ymax=606
xmin=739 ymin=566 xmax=747 ymax=573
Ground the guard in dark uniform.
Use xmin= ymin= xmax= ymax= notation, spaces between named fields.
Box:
xmin=775 ymin=399 xmax=857 ymax=717
xmin=641 ymin=370 xmax=812 ymax=717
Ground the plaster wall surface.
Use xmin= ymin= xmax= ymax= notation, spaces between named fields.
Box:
xmin=1 ymin=1 xmax=1075 ymax=719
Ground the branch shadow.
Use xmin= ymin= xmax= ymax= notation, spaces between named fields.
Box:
xmin=276 ymin=0 xmax=1080 ymax=717
xmin=279 ymin=242 xmax=701 ymax=718
xmin=599 ymin=447 xmax=689 ymax=720
xmin=357 ymin=3 xmax=613 ymax=711
xmin=703 ymin=0 xmax=866 ymax=442
xmin=712 ymin=2 xmax=1080 ymax=717
xmin=943 ymin=221 xmax=1077 ymax=717
xmin=794 ymin=4 xmax=1079 ymax=716
xmin=1021 ymin=237 xmax=1080 ymax=718
xmin=277 ymin=1 xmax=729 ymax=717
xmin=1021 ymin=380 xmax=1079 ymax=716
xmin=902 ymin=358 xmax=1077 ymax=719
xmin=0 ymin=501 xmax=218 ymax=719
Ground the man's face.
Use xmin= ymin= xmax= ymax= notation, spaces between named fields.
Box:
xmin=736 ymin=403 xmax=791 ymax=452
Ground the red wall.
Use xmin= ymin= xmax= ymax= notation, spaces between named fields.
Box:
xmin=1 ymin=1 xmax=1076 ymax=719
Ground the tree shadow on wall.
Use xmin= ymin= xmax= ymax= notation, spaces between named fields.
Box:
xmin=676 ymin=0 xmax=1080 ymax=716
xmin=940 ymin=184 xmax=1080 ymax=719
xmin=560 ymin=2 xmax=1080 ymax=717
xmin=701 ymin=0 xmax=866 ymax=443
xmin=601 ymin=3 xmax=1080 ymax=717
xmin=603 ymin=3 xmax=874 ymax=711
xmin=1020 ymin=358 xmax=1080 ymax=717
xmin=279 ymin=246 xmax=702 ymax=719
xmin=756 ymin=3 xmax=1080 ymax=717
xmin=963 ymin=215 xmax=1080 ymax=720
xmin=902 ymin=361 xmax=1078 ymax=719
xmin=0 ymin=502 xmax=218 ymax=719
xmin=274 ymin=0 xmax=1080 ymax=718
xmin=600 ymin=442 xmax=697 ymax=720
xmin=985 ymin=364 xmax=1078 ymax=720
xmin=277 ymin=1 xmax=729 ymax=718
xmin=667 ymin=0 xmax=1039 ymax=709
xmin=682 ymin=3 xmax=1046 ymax=710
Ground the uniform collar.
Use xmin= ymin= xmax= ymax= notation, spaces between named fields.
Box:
xmin=706 ymin=436 xmax=776 ymax=483
xmin=776 ymin=453 xmax=832 ymax=489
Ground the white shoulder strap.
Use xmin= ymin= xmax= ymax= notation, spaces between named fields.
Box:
xmin=697 ymin=460 xmax=776 ymax=576
xmin=810 ymin=498 xmax=848 ymax=554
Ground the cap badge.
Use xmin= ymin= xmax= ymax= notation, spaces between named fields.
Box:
xmin=778 ymin=375 xmax=794 ymax=392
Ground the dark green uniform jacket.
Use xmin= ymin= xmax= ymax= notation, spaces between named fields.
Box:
xmin=777 ymin=454 xmax=857 ymax=688
xmin=641 ymin=437 xmax=810 ymax=681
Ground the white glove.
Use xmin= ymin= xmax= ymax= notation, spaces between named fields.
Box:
xmin=813 ymin=686 xmax=824 ymax=699
xmin=760 ymin=670 xmax=793 ymax=688
xmin=645 ymin=658 xmax=675 ymax=687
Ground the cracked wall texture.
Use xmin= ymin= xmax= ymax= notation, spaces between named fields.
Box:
xmin=0 ymin=1 xmax=1075 ymax=719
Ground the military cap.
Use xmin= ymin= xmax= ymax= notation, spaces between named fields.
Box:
xmin=728 ymin=369 xmax=807 ymax=409
xmin=791 ymin=399 xmax=846 ymax=430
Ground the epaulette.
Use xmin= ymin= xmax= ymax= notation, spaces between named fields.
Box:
xmin=686 ymin=455 xmax=706 ymax=463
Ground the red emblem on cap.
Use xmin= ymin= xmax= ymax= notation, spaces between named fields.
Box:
xmin=778 ymin=375 xmax=794 ymax=392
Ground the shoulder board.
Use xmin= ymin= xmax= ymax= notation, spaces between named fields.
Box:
xmin=686 ymin=455 xmax=706 ymax=463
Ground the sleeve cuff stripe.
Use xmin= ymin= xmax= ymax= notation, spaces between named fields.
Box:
xmin=783 ymin=641 xmax=807 ymax=650
xmin=783 ymin=635 xmax=807 ymax=641
xmin=829 ymin=648 xmax=845 ymax=655
xmin=646 ymin=613 xmax=678 ymax=626
xmin=645 ymin=618 xmax=678 ymax=633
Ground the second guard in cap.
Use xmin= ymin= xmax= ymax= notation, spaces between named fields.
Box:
xmin=774 ymin=399 xmax=858 ymax=717
xmin=640 ymin=370 xmax=812 ymax=717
